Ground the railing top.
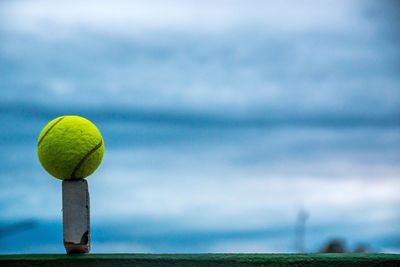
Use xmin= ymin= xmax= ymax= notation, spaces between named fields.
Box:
xmin=0 ymin=253 xmax=399 ymax=267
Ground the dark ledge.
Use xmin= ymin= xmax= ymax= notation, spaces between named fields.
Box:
xmin=0 ymin=253 xmax=399 ymax=267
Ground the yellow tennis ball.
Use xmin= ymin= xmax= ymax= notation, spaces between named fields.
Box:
xmin=37 ymin=115 xmax=104 ymax=180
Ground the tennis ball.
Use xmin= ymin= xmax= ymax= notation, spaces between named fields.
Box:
xmin=37 ymin=115 xmax=104 ymax=180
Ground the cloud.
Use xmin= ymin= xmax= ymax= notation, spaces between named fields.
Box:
xmin=0 ymin=0 xmax=364 ymax=37
xmin=80 ymin=133 xmax=400 ymax=234
xmin=1 ymin=1 xmax=399 ymax=118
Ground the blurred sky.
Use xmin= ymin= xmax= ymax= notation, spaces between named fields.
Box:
xmin=0 ymin=0 xmax=399 ymax=253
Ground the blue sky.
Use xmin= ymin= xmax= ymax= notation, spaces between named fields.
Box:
xmin=0 ymin=0 xmax=399 ymax=253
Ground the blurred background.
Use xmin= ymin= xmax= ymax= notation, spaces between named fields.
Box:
xmin=0 ymin=0 xmax=399 ymax=254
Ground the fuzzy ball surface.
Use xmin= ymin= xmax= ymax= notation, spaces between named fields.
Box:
xmin=37 ymin=115 xmax=104 ymax=180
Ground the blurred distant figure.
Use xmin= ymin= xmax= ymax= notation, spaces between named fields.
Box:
xmin=294 ymin=209 xmax=309 ymax=252
xmin=320 ymin=238 xmax=371 ymax=253
xmin=320 ymin=239 xmax=347 ymax=253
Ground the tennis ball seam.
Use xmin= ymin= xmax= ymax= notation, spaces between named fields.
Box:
xmin=37 ymin=116 xmax=65 ymax=146
xmin=70 ymin=139 xmax=103 ymax=179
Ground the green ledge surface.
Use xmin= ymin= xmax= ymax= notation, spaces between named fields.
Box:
xmin=0 ymin=253 xmax=399 ymax=267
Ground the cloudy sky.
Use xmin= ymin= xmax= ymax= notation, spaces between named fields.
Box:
xmin=0 ymin=0 xmax=399 ymax=253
